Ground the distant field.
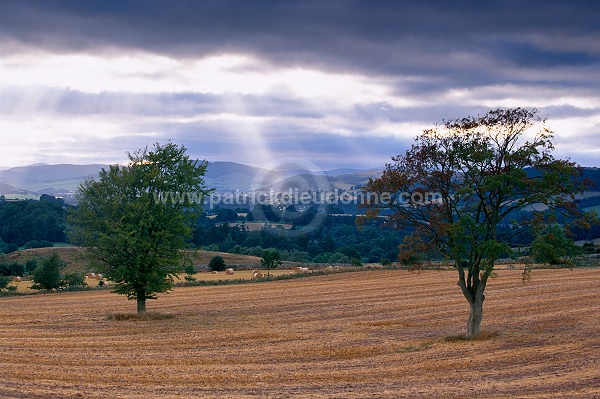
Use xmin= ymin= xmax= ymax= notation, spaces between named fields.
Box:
xmin=5 ymin=247 xmax=271 ymax=275
xmin=0 ymin=194 xmax=41 ymax=200
xmin=1 ymin=269 xmax=599 ymax=398
xmin=10 ymin=268 xmax=307 ymax=293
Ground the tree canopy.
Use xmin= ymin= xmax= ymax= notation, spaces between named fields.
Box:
xmin=364 ymin=108 xmax=590 ymax=336
xmin=69 ymin=142 xmax=211 ymax=314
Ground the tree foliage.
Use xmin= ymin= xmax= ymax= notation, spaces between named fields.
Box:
xmin=69 ymin=142 xmax=211 ymax=313
xmin=0 ymin=198 xmax=67 ymax=246
xmin=531 ymin=224 xmax=581 ymax=264
xmin=261 ymin=249 xmax=282 ymax=277
xmin=208 ymin=256 xmax=226 ymax=272
xmin=30 ymin=253 xmax=64 ymax=290
xmin=364 ymin=108 xmax=588 ymax=336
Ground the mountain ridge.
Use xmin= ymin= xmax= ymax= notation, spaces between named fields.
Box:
xmin=0 ymin=161 xmax=384 ymax=195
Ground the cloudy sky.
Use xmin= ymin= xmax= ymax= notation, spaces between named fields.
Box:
xmin=1 ymin=0 xmax=599 ymax=170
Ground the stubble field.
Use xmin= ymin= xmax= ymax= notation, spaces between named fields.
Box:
xmin=0 ymin=269 xmax=599 ymax=398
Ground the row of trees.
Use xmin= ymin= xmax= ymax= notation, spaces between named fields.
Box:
xmin=194 ymin=217 xmax=403 ymax=264
xmin=0 ymin=254 xmax=88 ymax=294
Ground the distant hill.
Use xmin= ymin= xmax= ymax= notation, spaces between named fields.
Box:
xmin=204 ymin=161 xmax=274 ymax=191
xmin=6 ymin=161 xmax=595 ymax=200
xmin=0 ymin=161 xmax=384 ymax=195
xmin=0 ymin=164 xmax=108 ymax=193
xmin=0 ymin=182 xmax=20 ymax=194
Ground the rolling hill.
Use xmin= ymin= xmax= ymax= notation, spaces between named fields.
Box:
xmin=0 ymin=161 xmax=384 ymax=196
xmin=5 ymin=246 xmax=269 ymax=274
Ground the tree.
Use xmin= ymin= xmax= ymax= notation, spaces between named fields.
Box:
xmin=69 ymin=142 xmax=211 ymax=314
xmin=261 ymin=249 xmax=282 ymax=277
xmin=30 ymin=253 xmax=64 ymax=290
xmin=364 ymin=108 xmax=589 ymax=336
xmin=208 ymin=256 xmax=226 ymax=272
xmin=531 ymin=224 xmax=581 ymax=264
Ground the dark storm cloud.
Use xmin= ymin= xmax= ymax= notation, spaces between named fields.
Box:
xmin=1 ymin=0 xmax=599 ymax=82
xmin=1 ymin=0 xmax=599 ymax=168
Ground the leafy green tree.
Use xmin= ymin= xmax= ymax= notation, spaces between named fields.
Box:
xmin=0 ymin=275 xmax=16 ymax=293
xmin=364 ymin=108 xmax=589 ymax=336
xmin=261 ymin=249 xmax=282 ymax=277
xmin=69 ymin=143 xmax=211 ymax=314
xmin=531 ymin=224 xmax=581 ymax=264
xmin=30 ymin=253 xmax=64 ymax=290
xmin=208 ymin=256 xmax=226 ymax=272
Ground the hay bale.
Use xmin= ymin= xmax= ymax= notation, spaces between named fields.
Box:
xmin=225 ymin=268 xmax=235 ymax=275
xmin=251 ymin=270 xmax=263 ymax=280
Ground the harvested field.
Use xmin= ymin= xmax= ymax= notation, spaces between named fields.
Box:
xmin=0 ymin=269 xmax=599 ymax=398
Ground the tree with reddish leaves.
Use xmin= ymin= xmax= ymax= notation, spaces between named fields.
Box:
xmin=363 ymin=108 xmax=591 ymax=336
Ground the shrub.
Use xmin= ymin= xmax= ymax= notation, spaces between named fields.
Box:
xmin=380 ymin=258 xmax=392 ymax=266
xmin=59 ymin=273 xmax=88 ymax=290
xmin=208 ymin=256 xmax=226 ymax=272
xmin=0 ymin=275 xmax=17 ymax=293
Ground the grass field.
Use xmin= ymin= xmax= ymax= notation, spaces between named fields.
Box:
xmin=1 ymin=269 xmax=599 ymax=398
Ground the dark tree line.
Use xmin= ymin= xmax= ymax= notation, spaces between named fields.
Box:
xmin=193 ymin=208 xmax=404 ymax=264
xmin=0 ymin=195 xmax=67 ymax=250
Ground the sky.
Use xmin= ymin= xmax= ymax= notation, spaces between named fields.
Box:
xmin=1 ymin=0 xmax=599 ymax=171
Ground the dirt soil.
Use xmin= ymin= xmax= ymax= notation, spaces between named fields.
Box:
xmin=0 ymin=269 xmax=599 ymax=398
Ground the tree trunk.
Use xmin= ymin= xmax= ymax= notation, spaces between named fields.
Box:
xmin=467 ymin=294 xmax=484 ymax=337
xmin=137 ymin=297 xmax=147 ymax=315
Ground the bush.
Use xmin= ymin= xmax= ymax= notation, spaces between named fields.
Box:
xmin=59 ymin=273 xmax=88 ymax=290
xmin=0 ymin=275 xmax=16 ymax=293
xmin=204 ymin=244 xmax=220 ymax=252
xmin=350 ymin=258 xmax=363 ymax=267
xmin=208 ymin=256 xmax=226 ymax=272
xmin=380 ymin=258 xmax=392 ymax=266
